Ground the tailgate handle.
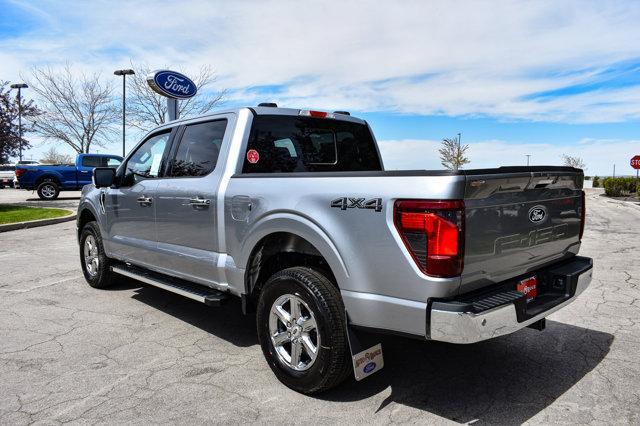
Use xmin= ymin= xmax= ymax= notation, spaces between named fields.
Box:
xmin=534 ymin=178 xmax=555 ymax=189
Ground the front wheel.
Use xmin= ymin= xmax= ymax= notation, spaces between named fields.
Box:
xmin=79 ymin=221 xmax=114 ymax=289
xmin=256 ymin=267 xmax=352 ymax=394
xmin=37 ymin=181 xmax=60 ymax=200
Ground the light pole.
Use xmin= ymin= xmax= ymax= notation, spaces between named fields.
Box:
xmin=525 ymin=154 xmax=531 ymax=166
xmin=10 ymin=83 xmax=28 ymax=162
xmin=113 ymin=69 xmax=135 ymax=157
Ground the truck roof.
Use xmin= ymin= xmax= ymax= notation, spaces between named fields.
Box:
xmin=154 ymin=106 xmax=367 ymax=131
xmin=77 ymin=153 xmax=122 ymax=158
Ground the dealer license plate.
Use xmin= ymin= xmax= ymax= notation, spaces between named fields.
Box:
xmin=517 ymin=276 xmax=538 ymax=302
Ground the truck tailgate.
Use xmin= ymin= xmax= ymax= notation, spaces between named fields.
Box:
xmin=461 ymin=167 xmax=584 ymax=294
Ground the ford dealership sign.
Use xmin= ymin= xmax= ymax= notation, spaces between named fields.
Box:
xmin=146 ymin=70 xmax=197 ymax=99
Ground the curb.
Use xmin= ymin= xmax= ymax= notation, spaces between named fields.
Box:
xmin=602 ymin=197 xmax=640 ymax=211
xmin=0 ymin=209 xmax=76 ymax=233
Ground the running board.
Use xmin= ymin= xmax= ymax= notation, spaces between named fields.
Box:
xmin=111 ymin=264 xmax=228 ymax=306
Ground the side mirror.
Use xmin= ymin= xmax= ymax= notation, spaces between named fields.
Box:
xmin=93 ymin=167 xmax=116 ymax=188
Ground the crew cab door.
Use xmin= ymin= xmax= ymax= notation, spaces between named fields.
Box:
xmin=104 ymin=130 xmax=173 ymax=267
xmin=154 ymin=116 xmax=232 ymax=287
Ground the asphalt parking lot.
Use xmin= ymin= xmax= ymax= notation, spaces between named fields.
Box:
xmin=0 ymin=188 xmax=82 ymax=210
xmin=1 ymin=188 xmax=639 ymax=424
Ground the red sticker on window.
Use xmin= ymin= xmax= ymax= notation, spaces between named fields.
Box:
xmin=247 ymin=149 xmax=260 ymax=164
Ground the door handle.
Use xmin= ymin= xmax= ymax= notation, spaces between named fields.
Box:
xmin=137 ymin=196 xmax=153 ymax=206
xmin=188 ymin=196 xmax=211 ymax=208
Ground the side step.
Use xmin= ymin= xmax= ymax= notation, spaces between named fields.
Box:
xmin=111 ymin=264 xmax=228 ymax=306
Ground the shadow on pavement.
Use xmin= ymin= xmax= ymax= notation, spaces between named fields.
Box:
xmin=128 ymin=282 xmax=258 ymax=348
xmin=322 ymin=322 xmax=612 ymax=423
xmin=25 ymin=197 xmax=81 ymax=202
xmin=118 ymin=278 xmax=612 ymax=423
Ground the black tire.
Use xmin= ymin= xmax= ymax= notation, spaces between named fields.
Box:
xmin=37 ymin=180 xmax=60 ymax=200
xmin=256 ymin=267 xmax=352 ymax=394
xmin=79 ymin=221 xmax=114 ymax=289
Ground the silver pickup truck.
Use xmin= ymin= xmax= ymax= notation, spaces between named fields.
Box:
xmin=77 ymin=105 xmax=592 ymax=394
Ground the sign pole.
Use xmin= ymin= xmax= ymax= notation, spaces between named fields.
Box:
xmin=631 ymin=156 xmax=640 ymax=194
xmin=167 ymin=98 xmax=179 ymax=122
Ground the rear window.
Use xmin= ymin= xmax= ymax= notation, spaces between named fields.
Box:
xmin=242 ymin=115 xmax=382 ymax=173
xmin=0 ymin=166 xmax=15 ymax=171
xmin=82 ymin=156 xmax=102 ymax=167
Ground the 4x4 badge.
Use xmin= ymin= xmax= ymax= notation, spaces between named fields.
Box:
xmin=331 ymin=197 xmax=383 ymax=212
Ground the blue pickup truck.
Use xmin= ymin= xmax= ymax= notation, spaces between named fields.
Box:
xmin=16 ymin=153 xmax=123 ymax=200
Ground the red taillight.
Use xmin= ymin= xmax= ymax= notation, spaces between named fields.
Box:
xmin=394 ymin=200 xmax=465 ymax=278
xmin=579 ymin=190 xmax=586 ymax=240
xmin=15 ymin=168 xmax=26 ymax=178
xmin=299 ymin=110 xmax=334 ymax=119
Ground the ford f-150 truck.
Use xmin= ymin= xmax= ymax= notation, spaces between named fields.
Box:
xmin=77 ymin=105 xmax=592 ymax=394
xmin=16 ymin=153 xmax=122 ymax=200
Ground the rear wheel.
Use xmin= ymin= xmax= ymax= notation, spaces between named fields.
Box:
xmin=37 ymin=181 xmax=60 ymax=200
xmin=79 ymin=221 xmax=114 ymax=289
xmin=256 ymin=267 xmax=352 ymax=394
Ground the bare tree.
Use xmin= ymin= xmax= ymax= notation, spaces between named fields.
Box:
xmin=40 ymin=147 xmax=74 ymax=165
xmin=127 ymin=63 xmax=225 ymax=131
xmin=439 ymin=134 xmax=470 ymax=170
xmin=26 ymin=65 xmax=118 ymax=154
xmin=561 ymin=154 xmax=586 ymax=169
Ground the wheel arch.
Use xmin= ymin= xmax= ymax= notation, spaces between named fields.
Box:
xmin=240 ymin=214 xmax=349 ymax=301
xmin=36 ymin=173 xmax=62 ymax=186
xmin=77 ymin=204 xmax=102 ymax=240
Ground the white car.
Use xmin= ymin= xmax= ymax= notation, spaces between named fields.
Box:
xmin=0 ymin=164 xmax=16 ymax=188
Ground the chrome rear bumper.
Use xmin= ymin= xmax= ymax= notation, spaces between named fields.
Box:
xmin=429 ymin=257 xmax=593 ymax=344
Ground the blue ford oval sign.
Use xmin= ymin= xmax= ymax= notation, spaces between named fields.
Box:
xmin=146 ymin=70 xmax=197 ymax=99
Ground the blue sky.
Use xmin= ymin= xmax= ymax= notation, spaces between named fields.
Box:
xmin=1 ymin=0 xmax=640 ymax=175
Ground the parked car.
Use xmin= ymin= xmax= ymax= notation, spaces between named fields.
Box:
xmin=0 ymin=164 xmax=16 ymax=188
xmin=77 ymin=105 xmax=592 ymax=394
xmin=16 ymin=154 xmax=122 ymax=200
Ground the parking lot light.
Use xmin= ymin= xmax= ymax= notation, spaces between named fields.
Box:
xmin=10 ymin=83 xmax=29 ymax=162
xmin=113 ymin=69 xmax=135 ymax=157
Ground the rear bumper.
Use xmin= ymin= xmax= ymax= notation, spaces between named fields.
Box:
xmin=429 ymin=256 xmax=593 ymax=344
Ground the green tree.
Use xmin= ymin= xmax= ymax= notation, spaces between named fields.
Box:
xmin=0 ymin=81 xmax=40 ymax=163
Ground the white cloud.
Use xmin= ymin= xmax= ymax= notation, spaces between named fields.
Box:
xmin=378 ymin=138 xmax=639 ymax=176
xmin=2 ymin=0 xmax=640 ymax=123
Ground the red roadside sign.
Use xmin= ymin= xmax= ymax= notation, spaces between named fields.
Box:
xmin=632 ymin=155 xmax=640 ymax=170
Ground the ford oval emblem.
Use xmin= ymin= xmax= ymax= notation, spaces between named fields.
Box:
xmin=363 ymin=361 xmax=376 ymax=374
xmin=146 ymin=70 xmax=197 ymax=99
xmin=528 ymin=205 xmax=547 ymax=224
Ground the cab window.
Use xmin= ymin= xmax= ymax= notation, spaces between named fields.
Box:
xmin=81 ymin=156 xmax=102 ymax=168
xmin=122 ymin=132 xmax=171 ymax=186
xmin=106 ymin=157 xmax=122 ymax=168
xmin=169 ymin=119 xmax=227 ymax=177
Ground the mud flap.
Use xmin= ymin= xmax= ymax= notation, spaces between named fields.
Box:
xmin=345 ymin=313 xmax=384 ymax=381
